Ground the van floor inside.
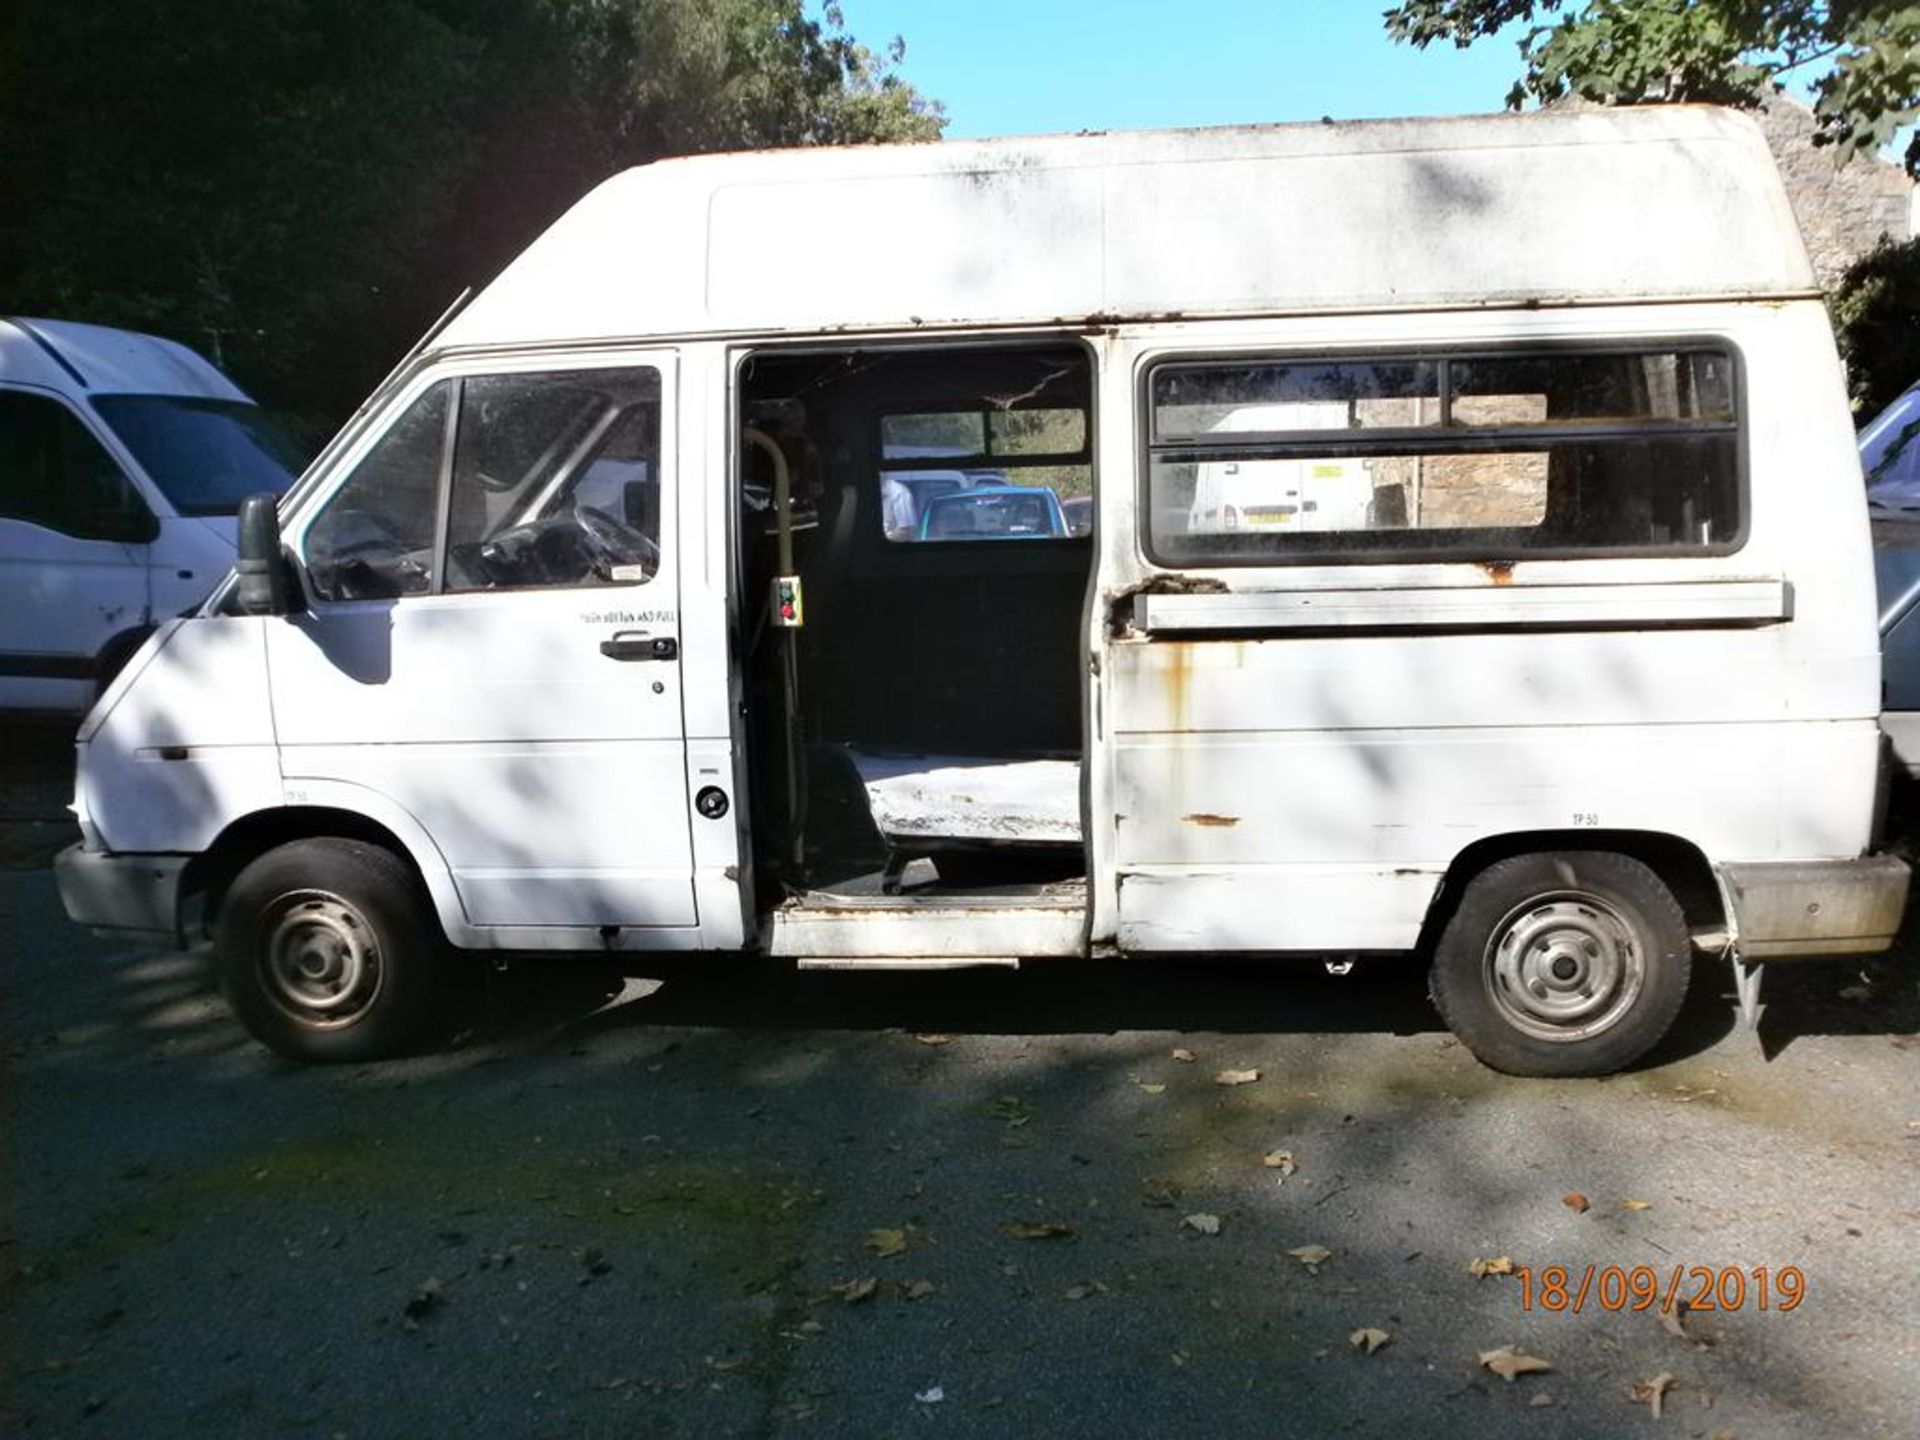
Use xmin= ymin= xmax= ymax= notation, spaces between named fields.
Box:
xmin=785 ymin=862 xmax=1086 ymax=911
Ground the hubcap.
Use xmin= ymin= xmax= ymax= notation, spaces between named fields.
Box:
xmin=1483 ymin=892 xmax=1644 ymax=1043
xmin=260 ymin=891 xmax=384 ymax=1028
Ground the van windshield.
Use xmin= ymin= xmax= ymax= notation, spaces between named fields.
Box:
xmin=92 ymin=395 xmax=307 ymax=516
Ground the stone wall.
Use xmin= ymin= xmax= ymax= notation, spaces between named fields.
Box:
xmin=1758 ymin=94 xmax=1914 ymax=290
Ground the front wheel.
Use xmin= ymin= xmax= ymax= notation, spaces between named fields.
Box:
xmin=1429 ymin=851 xmax=1690 ymax=1077
xmin=216 ymin=838 xmax=456 ymax=1063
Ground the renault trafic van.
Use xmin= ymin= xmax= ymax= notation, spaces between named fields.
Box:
xmin=55 ymin=108 xmax=1910 ymax=1075
xmin=0 ymin=318 xmax=304 ymax=711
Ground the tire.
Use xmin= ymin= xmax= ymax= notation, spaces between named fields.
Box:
xmin=1428 ymin=851 xmax=1690 ymax=1077
xmin=215 ymin=838 xmax=455 ymax=1063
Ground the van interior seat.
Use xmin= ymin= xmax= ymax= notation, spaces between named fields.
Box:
xmin=847 ymin=748 xmax=1082 ymax=849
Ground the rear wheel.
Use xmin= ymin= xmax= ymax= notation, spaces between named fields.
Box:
xmin=216 ymin=838 xmax=455 ymax=1063
xmin=1429 ymin=851 xmax=1690 ymax=1077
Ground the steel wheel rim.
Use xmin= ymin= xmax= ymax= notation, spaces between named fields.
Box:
xmin=259 ymin=890 xmax=385 ymax=1029
xmin=1482 ymin=890 xmax=1645 ymax=1043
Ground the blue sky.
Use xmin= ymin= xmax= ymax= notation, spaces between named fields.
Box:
xmin=832 ymin=2 xmax=1533 ymax=139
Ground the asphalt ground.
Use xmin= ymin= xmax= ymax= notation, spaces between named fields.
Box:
xmin=2 ymin=719 xmax=1916 ymax=1439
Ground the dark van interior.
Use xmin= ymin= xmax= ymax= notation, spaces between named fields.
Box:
xmin=734 ymin=341 xmax=1094 ymax=905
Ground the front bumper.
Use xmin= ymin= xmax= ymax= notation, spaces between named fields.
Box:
xmin=54 ymin=844 xmax=189 ymax=947
xmin=1717 ymin=856 xmax=1910 ymax=959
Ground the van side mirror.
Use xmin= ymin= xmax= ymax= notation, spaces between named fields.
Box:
xmin=235 ymin=492 xmax=290 ymax=616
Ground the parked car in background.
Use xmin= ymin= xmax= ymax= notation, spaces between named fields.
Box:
xmin=917 ymin=482 xmax=1068 ymax=541
xmin=0 ymin=318 xmax=306 ymax=711
xmin=1862 ymin=380 xmax=1920 ymax=502
xmin=879 ymin=467 xmax=972 ymax=538
xmin=1865 ymin=381 xmax=1920 ymax=777
xmin=1873 ymin=517 xmax=1920 ymax=778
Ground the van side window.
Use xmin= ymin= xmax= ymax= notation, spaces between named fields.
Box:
xmin=305 ymin=382 xmax=450 ymax=601
xmin=0 ymin=391 xmax=151 ymax=543
xmin=442 ymin=369 xmax=660 ymax=593
xmin=1145 ymin=347 xmax=1740 ymax=564
xmin=303 ymin=367 xmax=662 ymax=602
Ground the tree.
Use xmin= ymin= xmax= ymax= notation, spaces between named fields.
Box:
xmin=1834 ymin=239 xmax=1920 ymax=414
xmin=1385 ymin=1 xmax=1920 ymax=175
xmin=0 ymin=0 xmax=943 ymax=429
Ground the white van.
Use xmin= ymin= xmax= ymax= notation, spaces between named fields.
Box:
xmin=55 ymin=108 xmax=1909 ymax=1075
xmin=1188 ymin=404 xmax=1378 ymax=534
xmin=0 ymin=318 xmax=304 ymax=711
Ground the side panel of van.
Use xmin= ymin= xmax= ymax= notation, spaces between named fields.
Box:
xmin=0 ymin=384 xmax=155 ymax=709
xmin=1095 ymin=302 xmax=1880 ymax=954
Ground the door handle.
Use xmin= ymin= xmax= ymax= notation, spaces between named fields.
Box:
xmin=600 ymin=632 xmax=677 ymax=662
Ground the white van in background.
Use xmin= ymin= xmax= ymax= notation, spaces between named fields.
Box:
xmin=1188 ymin=403 xmax=1378 ymax=535
xmin=0 ymin=318 xmax=305 ymax=711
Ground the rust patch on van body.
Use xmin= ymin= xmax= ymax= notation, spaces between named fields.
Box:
xmin=1161 ymin=641 xmax=1192 ymax=735
xmin=1480 ymin=560 xmax=1516 ymax=585
xmin=1133 ymin=574 xmax=1230 ymax=598
xmin=1182 ymin=813 xmax=1240 ymax=828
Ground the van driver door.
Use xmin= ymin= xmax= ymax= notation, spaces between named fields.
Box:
xmin=268 ymin=353 xmax=703 ymax=938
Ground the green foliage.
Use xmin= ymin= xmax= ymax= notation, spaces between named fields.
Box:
xmin=1832 ymin=236 xmax=1920 ymax=416
xmin=0 ymin=0 xmax=943 ymax=427
xmin=1385 ymin=1 xmax=1920 ymax=175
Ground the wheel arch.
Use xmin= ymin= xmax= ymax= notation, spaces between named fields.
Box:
xmin=1417 ymin=829 xmax=1725 ymax=960
xmin=93 ymin=624 xmax=157 ymax=689
xmin=182 ymin=792 xmax=468 ymax=945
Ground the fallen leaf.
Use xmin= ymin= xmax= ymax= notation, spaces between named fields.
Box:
xmin=1838 ymin=984 xmax=1873 ymax=1002
xmin=1622 ymin=1198 xmax=1653 ymax=1212
xmin=1349 ymin=1327 xmax=1391 ymax=1355
xmin=1182 ymin=1212 xmax=1222 ymax=1235
xmin=913 ymin=1033 xmax=953 ymax=1046
xmin=1141 ymin=1177 xmax=1181 ymax=1208
xmin=988 ymin=1096 xmax=1034 ymax=1128
xmin=1262 ymin=1150 xmax=1296 ymax=1175
xmin=1562 ymin=1191 xmax=1591 ymax=1214
xmin=903 ymin=1280 xmax=937 ymax=1301
xmin=1631 ymin=1372 xmax=1676 ymax=1419
xmin=831 ymin=1277 xmax=877 ymax=1304
xmin=1528 ymin=1392 xmax=1556 ymax=1409
xmin=914 ymin=1386 xmax=945 ymax=1404
xmin=1063 ymin=1284 xmax=1096 ymax=1301
xmin=1658 ymin=1303 xmax=1689 ymax=1340
xmin=865 ymin=1228 xmax=909 ymax=1258
xmin=1006 ymin=1220 xmax=1077 ymax=1241
xmin=1171 ymin=1047 xmax=1197 ymax=1062
xmin=1287 ymin=1244 xmax=1333 ymax=1272
xmin=1138 ymin=1083 xmax=1167 ymax=1096
xmin=1468 ymin=1256 xmax=1514 ymax=1278
xmin=793 ymin=1319 xmax=824 ymax=1337
xmin=1478 ymin=1346 xmax=1553 ymax=1381
xmin=1214 ymin=1068 xmax=1261 ymax=1087
xmin=1170 ymin=1351 xmax=1189 ymax=1367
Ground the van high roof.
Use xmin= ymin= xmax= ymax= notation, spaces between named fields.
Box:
xmin=440 ymin=106 xmax=1815 ymax=352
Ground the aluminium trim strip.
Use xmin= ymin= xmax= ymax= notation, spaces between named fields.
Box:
xmin=1135 ymin=578 xmax=1792 ymax=633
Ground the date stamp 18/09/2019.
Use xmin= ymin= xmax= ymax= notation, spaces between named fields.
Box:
xmin=1516 ymin=1265 xmax=1806 ymax=1315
